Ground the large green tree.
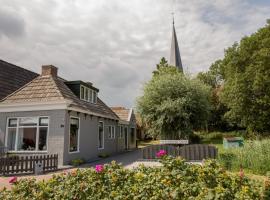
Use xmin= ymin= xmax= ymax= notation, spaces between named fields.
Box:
xmin=213 ymin=21 xmax=270 ymax=133
xmin=197 ymin=61 xmax=229 ymax=131
xmin=137 ymin=59 xmax=211 ymax=139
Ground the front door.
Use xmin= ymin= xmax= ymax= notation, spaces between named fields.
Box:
xmin=124 ymin=127 xmax=128 ymax=150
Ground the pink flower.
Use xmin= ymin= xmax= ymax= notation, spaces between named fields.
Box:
xmin=156 ymin=149 xmax=167 ymax=158
xmin=95 ymin=165 xmax=104 ymax=173
xmin=9 ymin=176 xmax=17 ymax=184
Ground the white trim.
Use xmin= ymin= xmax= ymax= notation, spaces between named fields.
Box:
xmin=108 ymin=125 xmax=116 ymax=139
xmin=0 ymin=101 xmax=70 ymax=113
xmin=68 ymin=116 xmax=80 ymax=154
xmin=68 ymin=107 xmax=118 ymax=120
xmin=127 ymin=108 xmax=133 ymax=122
xmin=98 ymin=121 xmax=104 ymax=150
xmin=5 ymin=116 xmax=50 ymax=152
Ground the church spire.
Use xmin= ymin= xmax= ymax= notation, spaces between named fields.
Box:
xmin=169 ymin=15 xmax=183 ymax=71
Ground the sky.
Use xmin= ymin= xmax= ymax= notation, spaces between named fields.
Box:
xmin=0 ymin=0 xmax=269 ymax=108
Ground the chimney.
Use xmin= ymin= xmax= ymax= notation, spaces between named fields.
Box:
xmin=41 ymin=65 xmax=58 ymax=77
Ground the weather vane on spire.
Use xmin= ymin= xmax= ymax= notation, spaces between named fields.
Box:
xmin=171 ymin=12 xmax=174 ymax=25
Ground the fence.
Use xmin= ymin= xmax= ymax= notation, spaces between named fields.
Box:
xmin=141 ymin=144 xmax=218 ymax=161
xmin=0 ymin=154 xmax=58 ymax=176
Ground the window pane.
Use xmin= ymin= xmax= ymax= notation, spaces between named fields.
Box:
xmin=108 ymin=126 xmax=111 ymax=138
xmin=8 ymin=118 xmax=17 ymax=127
xmin=17 ymin=127 xmax=37 ymax=151
xmin=80 ymin=86 xmax=85 ymax=100
xmin=7 ymin=128 xmax=16 ymax=150
xmin=70 ymin=118 xmax=79 ymax=152
xmin=85 ymin=88 xmax=89 ymax=101
xmin=39 ymin=127 xmax=48 ymax=150
xmin=19 ymin=117 xmax=38 ymax=126
xmin=90 ymin=90 xmax=93 ymax=102
xmin=39 ymin=117 xmax=49 ymax=126
xmin=70 ymin=118 xmax=79 ymax=127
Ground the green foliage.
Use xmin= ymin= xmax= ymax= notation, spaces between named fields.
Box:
xmin=0 ymin=157 xmax=263 ymax=200
xmin=218 ymin=139 xmax=270 ymax=175
xmin=137 ymin=58 xmax=211 ymax=139
xmin=197 ymin=61 xmax=229 ymax=131
xmin=214 ymin=22 xmax=270 ymax=133
xmin=71 ymin=158 xmax=85 ymax=166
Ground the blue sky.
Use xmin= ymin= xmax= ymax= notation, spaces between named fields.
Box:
xmin=0 ymin=0 xmax=269 ymax=107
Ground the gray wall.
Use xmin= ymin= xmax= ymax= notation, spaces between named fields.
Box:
xmin=0 ymin=110 xmax=66 ymax=165
xmin=63 ymin=111 xmax=119 ymax=165
xmin=0 ymin=109 xmax=136 ymax=166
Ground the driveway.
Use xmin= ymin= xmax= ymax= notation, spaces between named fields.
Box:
xmin=0 ymin=149 xmax=161 ymax=190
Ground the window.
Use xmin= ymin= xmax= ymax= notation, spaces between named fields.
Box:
xmin=98 ymin=121 xmax=104 ymax=149
xmin=80 ymin=85 xmax=98 ymax=103
xmin=108 ymin=126 xmax=115 ymax=139
xmin=80 ymin=86 xmax=85 ymax=100
xmin=69 ymin=117 xmax=79 ymax=153
xmin=119 ymin=125 xmax=123 ymax=138
xmin=89 ymin=90 xmax=93 ymax=102
xmin=6 ymin=117 xmax=49 ymax=152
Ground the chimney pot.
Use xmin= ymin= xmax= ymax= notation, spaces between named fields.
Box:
xmin=41 ymin=65 xmax=58 ymax=77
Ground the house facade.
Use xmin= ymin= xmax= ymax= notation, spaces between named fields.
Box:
xmin=0 ymin=64 xmax=135 ymax=165
xmin=111 ymin=107 xmax=137 ymax=150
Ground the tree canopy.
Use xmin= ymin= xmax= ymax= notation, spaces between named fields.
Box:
xmin=137 ymin=59 xmax=211 ymax=139
xmin=204 ymin=21 xmax=270 ymax=133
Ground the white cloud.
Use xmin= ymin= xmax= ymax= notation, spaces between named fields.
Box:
xmin=0 ymin=0 xmax=269 ymax=107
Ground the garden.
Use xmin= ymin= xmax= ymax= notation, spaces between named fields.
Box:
xmin=1 ymin=152 xmax=269 ymax=199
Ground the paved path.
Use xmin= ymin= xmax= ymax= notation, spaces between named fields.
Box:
xmin=0 ymin=149 xmax=161 ymax=190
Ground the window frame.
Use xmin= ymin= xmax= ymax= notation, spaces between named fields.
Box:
xmin=5 ymin=116 xmax=49 ymax=153
xmin=98 ymin=121 xmax=104 ymax=150
xmin=68 ymin=116 xmax=80 ymax=154
xmin=80 ymin=85 xmax=98 ymax=103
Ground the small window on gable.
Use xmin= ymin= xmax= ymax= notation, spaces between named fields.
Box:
xmin=80 ymin=86 xmax=85 ymax=100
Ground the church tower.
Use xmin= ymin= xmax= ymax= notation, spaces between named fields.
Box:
xmin=169 ymin=17 xmax=183 ymax=71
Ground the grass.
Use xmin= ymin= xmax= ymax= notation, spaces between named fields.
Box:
xmin=137 ymin=139 xmax=160 ymax=148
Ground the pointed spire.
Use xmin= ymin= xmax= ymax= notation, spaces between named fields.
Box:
xmin=169 ymin=15 xmax=183 ymax=71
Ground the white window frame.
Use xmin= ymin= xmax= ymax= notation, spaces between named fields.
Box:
xmin=108 ymin=125 xmax=115 ymax=139
xmin=68 ymin=116 xmax=80 ymax=154
xmin=98 ymin=121 xmax=104 ymax=150
xmin=80 ymin=85 xmax=98 ymax=103
xmin=5 ymin=116 xmax=49 ymax=153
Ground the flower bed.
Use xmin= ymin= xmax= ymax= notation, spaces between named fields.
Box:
xmin=0 ymin=155 xmax=267 ymax=199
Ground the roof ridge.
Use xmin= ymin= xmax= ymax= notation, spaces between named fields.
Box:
xmin=0 ymin=75 xmax=41 ymax=102
xmin=0 ymin=59 xmax=39 ymax=75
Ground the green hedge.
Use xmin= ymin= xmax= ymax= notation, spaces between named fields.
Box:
xmin=0 ymin=157 xmax=265 ymax=199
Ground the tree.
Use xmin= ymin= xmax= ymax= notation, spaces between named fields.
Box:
xmin=137 ymin=59 xmax=211 ymax=139
xmin=197 ymin=61 xmax=229 ymax=131
xmin=215 ymin=21 xmax=270 ymax=133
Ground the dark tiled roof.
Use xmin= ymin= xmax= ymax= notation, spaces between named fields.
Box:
xmin=0 ymin=60 xmax=38 ymax=100
xmin=111 ymin=107 xmax=131 ymax=121
xmin=1 ymin=73 xmax=118 ymax=119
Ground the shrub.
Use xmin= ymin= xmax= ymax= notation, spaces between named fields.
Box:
xmin=219 ymin=139 xmax=270 ymax=175
xmin=0 ymin=157 xmax=263 ymax=199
